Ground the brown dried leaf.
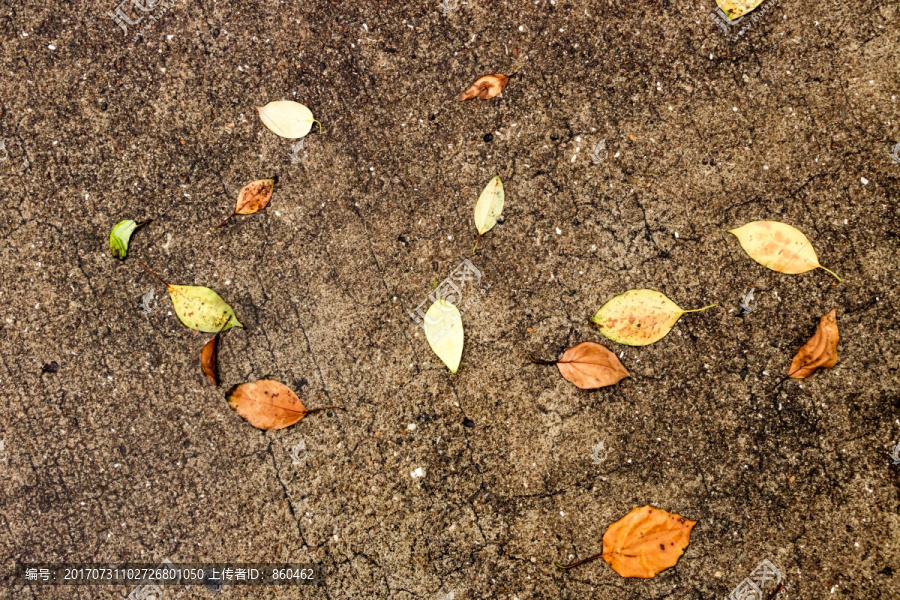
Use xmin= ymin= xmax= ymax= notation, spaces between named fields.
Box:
xmin=556 ymin=342 xmax=630 ymax=389
xmin=460 ymin=73 xmax=509 ymax=101
xmin=200 ymin=334 xmax=219 ymax=386
xmin=235 ymin=179 xmax=275 ymax=215
xmin=226 ymin=380 xmax=308 ymax=430
xmin=788 ymin=308 xmax=839 ymax=379
xmin=215 ymin=179 xmax=275 ymax=229
xmin=556 ymin=506 xmax=697 ymax=578
xmin=602 ymin=506 xmax=696 ymax=578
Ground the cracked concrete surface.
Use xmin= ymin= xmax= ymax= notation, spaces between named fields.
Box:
xmin=1 ymin=0 xmax=899 ymax=598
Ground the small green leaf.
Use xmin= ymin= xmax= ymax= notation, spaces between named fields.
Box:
xmin=168 ymin=284 xmax=242 ymax=333
xmin=257 ymin=101 xmax=320 ymax=139
xmin=424 ymin=299 xmax=464 ymax=374
xmin=109 ymin=219 xmax=138 ymax=259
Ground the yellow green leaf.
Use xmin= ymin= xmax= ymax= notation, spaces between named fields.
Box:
xmin=167 ymin=285 xmax=242 ymax=333
xmin=473 ymin=176 xmax=504 ymax=252
xmin=257 ymin=101 xmax=320 ymax=139
xmin=590 ymin=289 xmax=715 ymax=346
xmin=728 ymin=221 xmax=840 ymax=281
xmin=424 ymin=299 xmax=464 ymax=374
xmin=141 ymin=263 xmax=242 ymax=332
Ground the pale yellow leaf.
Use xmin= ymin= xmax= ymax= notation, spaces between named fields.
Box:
xmin=257 ymin=101 xmax=319 ymax=139
xmin=728 ymin=221 xmax=840 ymax=281
xmin=424 ymin=299 xmax=464 ymax=374
xmin=590 ymin=289 xmax=714 ymax=346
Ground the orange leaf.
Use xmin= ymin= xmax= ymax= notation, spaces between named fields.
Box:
xmin=226 ymin=380 xmax=308 ymax=430
xmin=200 ymin=334 xmax=219 ymax=386
xmin=556 ymin=506 xmax=696 ymax=577
xmin=215 ymin=179 xmax=275 ymax=229
xmin=235 ymin=179 xmax=275 ymax=215
xmin=556 ymin=342 xmax=630 ymax=389
xmin=602 ymin=506 xmax=696 ymax=578
xmin=788 ymin=308 xmax=838 ymax=379
xmin=460 ymin=74 xmax=509 ymax=101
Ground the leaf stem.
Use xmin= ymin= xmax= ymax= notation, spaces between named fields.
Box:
xmin=764 ymin=584 xmax=785 ymax=600
xmin=304 ymin=406 xmax=344 ymax=415
xmin=473 ymin=232 xmax=482 ymax=254
xmin=213 ymin=212 xmax=235 ymax=231
xmin=680 ymin=303 xmax=716 ymax=314
xmin=768 ymin=375 xmax=790 ymax=395
xmin=818 ymin=265 xmax=842 ymax=282
xmin=527 ymin=354 xmax=558 ymax=366
xmin=138 ymin=261 xmax=170 ymax=287
xmin=312 ymin=120 xmax=322 ymax=135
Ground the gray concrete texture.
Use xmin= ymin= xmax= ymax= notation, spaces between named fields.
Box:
xmin=1 ymin=0 xmax=899 ymax=598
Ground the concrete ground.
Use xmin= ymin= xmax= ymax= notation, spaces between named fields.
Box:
xmin=1 ymin=0 xmax=899 ymax=598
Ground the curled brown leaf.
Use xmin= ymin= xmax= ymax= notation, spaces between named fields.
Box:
xmin=555 ymin=342 xmax=630 ymax=389
xmin=200 ymin=334 xmax=219 ymax=386
xmin=200 ymin=314 xmax=231 ymax=386
xmin=460 ymin=73 xmax=509 ymax=101
xmin=788 ymin=308 xmax=839 ymax=379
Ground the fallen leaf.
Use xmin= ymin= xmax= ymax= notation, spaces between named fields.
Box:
xmin=603 ymin=506 xmax=696 ymax=578
xmin=557 ymin=506 xmax=697 ymax=578
xmin=717 ymin=0 xmax=764 ymax=20
xmin=140 ymin=263 xmax=242 ymax=333
xmin=554 ymin=342 xmax=630 ymax=389
xmin=215 ymin=179 xmax=275 ymax=229
xmin=109 ymin=219 xmax=149 ymax=260
xmin=226 ymin=380 xmax=307 ymax=430
xmin=460 ymin=73 xmax=509 ymax=101
xmin=473 ymin=175 xmax=504 ymax=251
xmin=257 ymin=100 xmax=320 ymax=139
xmin=424 ymin=299 xmax=464 ymax=374
xmin=788 ymin=308 xmax=838 ymax=379
xmin=200 ymin=335 xmax=219 ymax=385
xmin=728 ymin=221 xmax=841 ymax=281
xmin=200 ymin=316 xmax=231 ymax=386
xmin=591 ymin=290 xmax=715 ymax=346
